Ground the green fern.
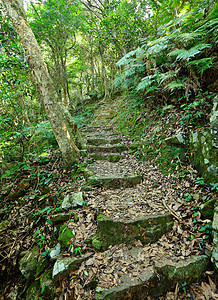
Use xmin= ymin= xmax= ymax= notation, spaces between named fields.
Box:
xmin=116 ymin=48 xmax=144 ymax=67
xmin=164 ymin=80 xmax=185 ymax=92
xmin=168 ymin=43 xmax=210 ymax=62
xmin=136 ymin=75 xmax=156 ymax=91
xmin=188 ymin=57 xmax=216 ymax=74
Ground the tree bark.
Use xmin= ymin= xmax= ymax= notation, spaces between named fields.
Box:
xmin=2 ymin=0 xmax=84 ymax=170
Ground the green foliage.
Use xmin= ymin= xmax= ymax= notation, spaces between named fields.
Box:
xmin=113 ymin=1 xmax=217 ymax=110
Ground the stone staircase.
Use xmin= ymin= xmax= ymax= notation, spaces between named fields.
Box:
xmin=47 ymin=105 xmax=212 ymax=300
xmin=69 ymin=107 xmax=210 ymax=299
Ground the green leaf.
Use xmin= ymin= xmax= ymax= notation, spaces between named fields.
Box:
xmin=168 ymin=44 xmax=211 ymax=61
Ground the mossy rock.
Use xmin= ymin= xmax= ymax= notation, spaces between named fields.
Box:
xmin=92 ymin=235 xmax=103 ymax=250
xmin=58 ymin=224 xmax=74 ymax=249
xmin=26 ymin=281 xmax=40 ymax=300
xmin=19 ymin=246 xmax=39 ymax=279
xmin=189 ymin=129 xmax=218 ymax=184
xmin=108 ymin=154 xmax=121 ymax=163
xmin=40 ymin=270 xmax=54 ymax=300
xmin=200 ymin=198 xmax=217 ymax=219
xmin=87 ymin=174 xmax=142 ymax=189
xmin=94 ymin=213 xmax=173 ymax=250
xmin=154 ymin=255 xmax=210 ymax=283
xmin=8 ymin=179 xmax=30 ymax=201
xmin=87 ymin=138 xmax=108 ymax=146
xmin=156 ymin=146 xmax=186 ymax=175
xmin=88 ymin=144 xmax=127 ymax=154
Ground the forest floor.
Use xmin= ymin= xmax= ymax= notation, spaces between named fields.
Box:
xmin=0 ymin=99 xmax=217 ymax=299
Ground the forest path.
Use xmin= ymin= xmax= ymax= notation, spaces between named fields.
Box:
xmin=66 ymin=101 xmax=211 ymax=299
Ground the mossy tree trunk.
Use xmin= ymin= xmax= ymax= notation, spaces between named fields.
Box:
xmin=2 ymin=0 xmax=84 ymax=169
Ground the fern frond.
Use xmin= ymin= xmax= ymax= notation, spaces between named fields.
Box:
xmin=164 ymin=81 xmax=185 ymax=92
xmin=179 ymin=32 xmax=205 ymax=42
xmin=116 ymin=48 xmax=144 ymax=66
xmin=113 ymin=74 xmax=126 ymax=89
xmin=136 ymin=75 xmax=156 ymax=92
xmin=168 ymin=44 xmax=210 ymax=61
xmin=188 ymin=57 xmax=216 ymax=74
xmin=159 ymin=69 xmax=180 ymax=85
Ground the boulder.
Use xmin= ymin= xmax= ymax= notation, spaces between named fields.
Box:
xmin=26 ymin=281 xmax=40 ymax=300
xmin=58 ymin=223 xmax=74 ymax=249
xmin=52 ymin=253 xmax=93 ymax=281
xmin=189 ymin=129 xmax=218 ymax=184
xmin=165 ymin=133 xmax=186 ymax=146
xmin=61 ymin=192 xmax=84 ymax=210
xmin=200 ymin=198 xmax=217 ymax=219
xmin=50 ymin=243 xmax=61 ymax=259
xmin=189 ymin=97 xmax=218 ymax=184
xmin=19 ymin=246 xmax=39 ymax=279
xmin=212 ymin=204 xmax=218 ymax=270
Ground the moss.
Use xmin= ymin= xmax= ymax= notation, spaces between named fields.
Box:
xmin=108 ymin=154 xmax=121 ymax=162
xmin=92 ymin=235 xmax=103 ymax=250
xmin=156 ymin=146 xmax=186 ymax=175
xmin=58 ymin=224 xmax=74 ymax=249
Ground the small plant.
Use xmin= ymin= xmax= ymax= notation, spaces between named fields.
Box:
xmin=74 ymin=247 xmax=82 ymax=256
xmin=210 ymin=183 xmax=218 ymax=192
xmin=33 ymin=230 xmax=46 ymax=248
xmin=41 ymin=248 xmax=51 ymax=258
xmin=199 ymin=223 xmax=212 ymax=239
xmin=184 ymin=193 xmax=193 ymax=202
xmin=196 ymin=177 xmax=205 ymax=186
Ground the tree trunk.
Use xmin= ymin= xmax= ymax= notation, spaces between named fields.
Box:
xmin=2 ymin=0 xmax=84 ymax=170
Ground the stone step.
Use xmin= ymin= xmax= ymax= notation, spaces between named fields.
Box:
xmin=92 ymin=213 xmax=173 ymax=250
xmin=88 ymin=144 xmax=127 ymax=154
xmin=82 ymin=126 xmax=113 ymax=133
xmin=90 ymin=153 xmax=121 ymax=162
xmin=87 ymin=138 xmax=122 ymax=146
xmin=93 ymin=249 xmax=209 ymax=299
xmin=86 ymin=174 xmax=142 ymax=189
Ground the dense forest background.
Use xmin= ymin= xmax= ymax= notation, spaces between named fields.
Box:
xmin=0 ymin=0 xmax=217 ymax=170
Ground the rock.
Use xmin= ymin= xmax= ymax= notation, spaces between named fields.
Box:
xmin=8 ymin=179 xmax=30 ymax=201
xmin=88 ymin=144 xmax=127 ymax=154
xmin=87 ymin=138 xmax=108 ymax=146
xmin=50 ymin=243 xmax=61 ymax=258
xmin=165 ymin=133 xmax=186 ymax=146
xmin=200 ymin=198 xmax=217 ymax=219
xmin=40 ymin=270 xmax=54 ymax=300
xmin=52 ymin=253 xmax=93 ymax=281
xmin=210 ymin=95 xmax=218 ymax=148
xmin=189 ymin=100 xmax=218 ymax=184
xmin=92 ymin=236 xmax=102 ymax=250
xmin=58 ymin=223 xmax=74 ymax=249
xmin=154 ymin=255 xmax=210 ymax=283
xmin=212 ymin=204 xmax=218 ymax=270
xmin=93 ymin=213 xmax=173 ymax=250
xmin=95 ymin=266 xmax=156 ymax=300
xmin=50 ymin=213 xmax=72 ymax=224
xmin=87 ymin=174 xmax=142 ymax=189
xmin=19 ymin=246 xmax=39 ymax=279
xmin=26 ymin=281 xmax=40 ymax=300
xmin=61 ymin=192 xmax=84 ymax=210
xmin=90 ymin=153 xmax=121 ymax=162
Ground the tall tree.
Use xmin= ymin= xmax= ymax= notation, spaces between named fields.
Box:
xmin=1 ymin=0 xmax=84 ymax=169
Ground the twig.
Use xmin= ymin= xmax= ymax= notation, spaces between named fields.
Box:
xmin=162 ymin=199 xmax=194 ymax=235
